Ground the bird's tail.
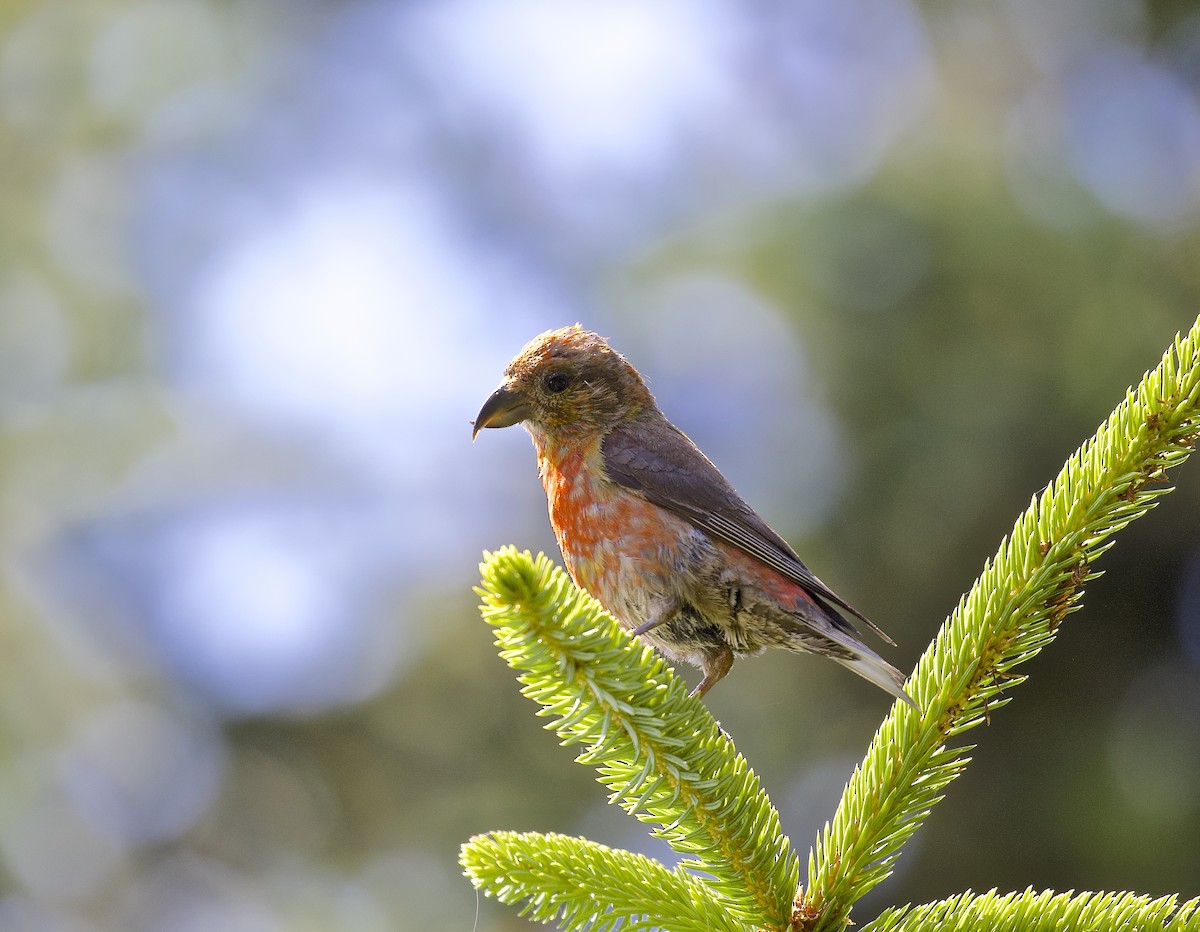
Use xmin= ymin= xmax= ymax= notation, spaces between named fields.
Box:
xmin=834 ymin=651 xmax=918 ymax=710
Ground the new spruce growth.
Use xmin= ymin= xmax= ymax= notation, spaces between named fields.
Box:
xmin=462 ymin=315 xmax=1200 ymax=932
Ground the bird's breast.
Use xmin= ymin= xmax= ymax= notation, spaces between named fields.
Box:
xmin=534 ymin=439 xmax=690 ymax=617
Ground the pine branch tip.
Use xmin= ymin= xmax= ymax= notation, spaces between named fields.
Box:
xmin=806 ymin=316 xmax=1200 ymax=923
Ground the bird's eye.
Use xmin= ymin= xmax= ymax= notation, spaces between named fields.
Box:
xmin=545 ymin=373 xmax=570 ymax=393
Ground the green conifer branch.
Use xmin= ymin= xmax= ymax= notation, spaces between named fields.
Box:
xmin=863 ymin=888 xmax=1200 ymax=932
xmin=803 ymin=315 xmax=1200 ymax=930
xmin=462 ymin=316 xmax=1200 ymax=932
xmin=468 ymin=547 xmax=799 ymax=929
xmin=461 ymin=831 xmax=741 ymax=932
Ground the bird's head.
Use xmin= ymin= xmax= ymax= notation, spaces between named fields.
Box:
xmin=473 ymin=325 xmax=655 ymax=443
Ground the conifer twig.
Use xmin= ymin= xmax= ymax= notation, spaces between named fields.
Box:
xmin=865 ymin=887 xmax=1200 ymax=932
xmin=468 ymin=548 xmax=799 ymax=929
xmin=803 ymin=315 xmax=1200 ymax=930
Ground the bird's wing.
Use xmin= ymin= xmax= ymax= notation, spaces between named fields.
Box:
xmin=601 ymin=417 xmax=895 ymax=646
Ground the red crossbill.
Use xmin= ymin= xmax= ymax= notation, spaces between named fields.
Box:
xmin=474 ymin=325 xmax=914 ymax=707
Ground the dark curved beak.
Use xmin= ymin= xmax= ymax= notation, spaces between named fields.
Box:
xmin=472 ymin=385 xmax=532 ymax=440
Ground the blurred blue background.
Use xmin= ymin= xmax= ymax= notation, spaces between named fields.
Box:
xmin=2 ymin=0 xmax=1200 ymax=928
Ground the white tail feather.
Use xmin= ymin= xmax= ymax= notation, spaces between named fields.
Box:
xmin=835 ymin=652 xmax=918 ymax=710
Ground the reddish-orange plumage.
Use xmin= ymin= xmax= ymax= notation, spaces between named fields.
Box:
xmin=474 ymin=325 xmax=914 ymax=706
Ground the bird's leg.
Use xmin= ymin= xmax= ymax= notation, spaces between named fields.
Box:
xmin=631 ymin=601 xmax=678 ymax=637
xmin=690 ymin=644 xmax=734 ymax=698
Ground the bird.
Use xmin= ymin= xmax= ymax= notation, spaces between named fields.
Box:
xmin=473 ymin=324 xmax=914 ymax=707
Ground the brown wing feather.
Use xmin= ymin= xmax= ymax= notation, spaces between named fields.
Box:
xmin=601 ymin=417 xmax=896 ymax=647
